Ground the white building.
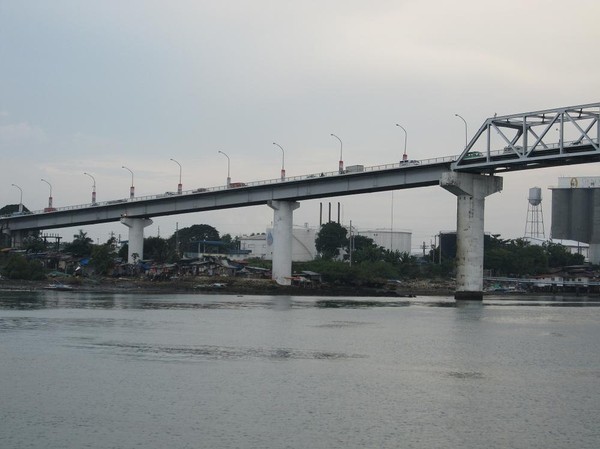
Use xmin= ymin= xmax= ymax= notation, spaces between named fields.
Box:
xmin=357 ymin=229 xmax=412 ymax=254
xmin=239 ymin=225 xmax=412 ymax=261
xmin=525 ymin=237 xmax=590 ymax=262
xmin=239 ymin=234 xmax=268 ymax=258
xmin=239 ymin=225 xmax=318 ymax=262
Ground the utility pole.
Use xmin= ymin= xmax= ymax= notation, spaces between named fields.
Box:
xmin=349 ymin=220 xmax=352 ymax=266
xmin=175 ymin=222 xmax=180 ymax=258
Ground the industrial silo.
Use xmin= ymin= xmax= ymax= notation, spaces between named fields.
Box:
xmin=551 ymin=177 xmax=600 ymax=264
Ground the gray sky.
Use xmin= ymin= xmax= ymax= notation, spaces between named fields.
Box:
xmin=1 ymin=0 xmax=599 ymax=250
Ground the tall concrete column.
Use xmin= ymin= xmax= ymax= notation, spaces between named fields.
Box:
xmin=10 ymin=230 xmax=24 ymax=249
xmin=268 ymin=200 xmax=300 ymax=285
xmin=441 ymin=172 xmax=503 ymax=300
xmin=120 ymin=217 xmax=153 ymax=263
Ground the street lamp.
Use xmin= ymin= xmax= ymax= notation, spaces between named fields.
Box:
xmin=40 ymin=178 xmax=53 ymax=210
xmin=170 ymin=158 xmax=182 ymax=194
xmin=11 ymin=183 xmax=23 ymax=213
xmin=273 ymin=142 xmax=286 ymax=180
xmin=396 ymin=124 xmax=408 ymax=162
xmin=455 ymin=113 xmax=468 ymax=149
xmin=122 ymin=166 xmax=135 ymax=199
xmin=218 ymin=150 xmax=231 ymax=187
xmin=331 ymin=133 xmax=343 ymax=173
xmin=83 ymin=172 xmax=96 ymax=204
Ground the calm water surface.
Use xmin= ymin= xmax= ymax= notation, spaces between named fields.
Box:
xmin=1 ymin=291 xmax=599 ymax=449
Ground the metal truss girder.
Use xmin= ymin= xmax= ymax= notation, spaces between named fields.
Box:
xmin=453 ymin=102 xmax=600 ymax=172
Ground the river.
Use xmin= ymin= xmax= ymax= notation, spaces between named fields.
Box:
xmin=1 ymin=291 xmax=599 ymax=449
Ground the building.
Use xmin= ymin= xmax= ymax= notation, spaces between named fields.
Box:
xmin=265 ymin=224 xmax=318 ymax=262
xmin=356 ymin=229 xmax=411 ymax=254
xmin=239 ymin=225 xmax=318 ymax=262
xmin=525 ymin=237 xmax=589 ymax=262
xmin=239 ymin=234 xmax=269 ymax=259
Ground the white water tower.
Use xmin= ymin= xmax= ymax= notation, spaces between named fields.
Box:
xmin=524 ymin=187 xmax=545 ymax=239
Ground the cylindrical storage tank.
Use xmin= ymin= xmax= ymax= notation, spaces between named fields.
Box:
xmin=591 ymin=189 xmax=600 ymax=244
xmin=570 ymin=189 xmax=592 ymax=243
xmin=551 ymin=189 xmax=572 ymax=240
xmin=528 ymin=187 xmax=542 ymax=206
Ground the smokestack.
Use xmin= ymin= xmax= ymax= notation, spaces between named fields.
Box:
xmin=319 ymin=202 xmax=323 ymax=226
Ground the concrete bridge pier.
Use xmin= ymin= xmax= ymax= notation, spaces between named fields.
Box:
xmin=12 ymin=230 xmax=24 ymax=248
xmin=441 ymin=172 xmax=503 ymax=300
xmin=2 ymin=228 xmax=23 ymax=248
xmin=268 ymin=200 xmax=300 ymax=285
xmin=120 ymin=217 xmax=153 ymax=263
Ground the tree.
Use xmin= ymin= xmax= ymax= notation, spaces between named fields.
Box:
xmin=315 ymin=222 xmax=348 ymax=260
xmin=352 ymin=241 xmax=385 ymax=263
xmin=0 ymin=204 xmax=30 ymax=215
xmin=544 ymin=242 xmax=585 ymax=267
xmin=90 ymin=244 xmax=116 ymax=275
xmin=23 ymin=234 xmax=46 ymax=253
xmin=144 ymin=236 xmax=172 ymax=262
xmin=168 ymin=224 xmax=220 ymax=254
xmin=118 ymin=243 xmax=128 ymax=260
xmin=2 ymin=254 xmax=46 ymax=280
xmin=64 ymin=230 xmax=94 ymax=257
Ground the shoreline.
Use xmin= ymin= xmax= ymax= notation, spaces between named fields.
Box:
xmin=0 ymin=277 xmax=455 ymax=297
xmin=3 ymin=277 xmax=596 ymax=298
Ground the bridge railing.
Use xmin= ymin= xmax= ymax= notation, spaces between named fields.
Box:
xmin=3 ymin=154 xmax=458 ymax=218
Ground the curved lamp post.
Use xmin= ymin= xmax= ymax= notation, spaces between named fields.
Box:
xmin=83 ymin=172 xmax=97 ymax=204
xmin=122 ymin=166 xmax=135 ymax=199
xmin=11 ymin=183 xmax=23 ymax=213
xmin=218 ymin=150 xmax=231 ymax=187
xmin=272 ymin=142 xmax=286 ymax=180
xmin=455 ymin=113 xmax=468 ymax=149
xmin=40 ymin=178 xmax=53 ymax=210
xmin=170 ymin=158 xmax=182 ymax=194
xmin=396 ymin=124 xmax=408 ymax=162
xmin=331 ymin=133 xmax=343 ymax=173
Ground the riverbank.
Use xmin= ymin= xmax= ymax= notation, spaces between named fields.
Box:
xmin=0 ymin=276 xmax=456 ymax=297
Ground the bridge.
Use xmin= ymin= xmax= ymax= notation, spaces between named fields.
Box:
xmin=2 ymin=102 xmax=599 ymax=299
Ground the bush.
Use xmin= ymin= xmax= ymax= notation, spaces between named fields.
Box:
xmin=2 ymin=255 xmax=46 ymax=280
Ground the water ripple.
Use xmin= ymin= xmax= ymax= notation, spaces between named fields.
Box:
xmin=78 ymin=341 xmax=367 ymax=362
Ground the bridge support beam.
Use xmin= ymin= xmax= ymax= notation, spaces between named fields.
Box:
xmin=441 ymin=172 xmax=503 ymax=300
xmin=268 ymin=200 xmax=300 ymax=285
xmin=120 ymin=217 xmax=153 ymax=263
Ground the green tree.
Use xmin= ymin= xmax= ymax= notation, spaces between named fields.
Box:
xmin=90 ymin=244 xmax=116 ymax=275
xmin=315 ymin=222 xmax=348 ymax=260
xmin=23 ymin=234 xmax=47 ymax=253
xmin=544 ymin=242 xmax=585 ymax=267
xmin=64 ymin=230 xmax=94 ymax=257
xmin=2 ymin=254 xmax=46 ymax=280
xmin=0 ymin=204 xmax=30 ymax=215
xmin=118 ymin=243 xmax=128 ymax=260
xmin=144 ymin=236 xmax=172 ymax=262
xmin=169 ymin=224 xmax=220 ymax=254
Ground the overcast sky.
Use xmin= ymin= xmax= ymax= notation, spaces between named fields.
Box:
xmin=1 ymin=0 xmax=599 ymax=250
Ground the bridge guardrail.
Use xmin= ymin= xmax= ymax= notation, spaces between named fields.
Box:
xmin=1 ymin=155 xmax=458 ymax=218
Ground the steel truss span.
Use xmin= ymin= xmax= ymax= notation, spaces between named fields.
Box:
xmin=452 ymin=102 xmax=600 ymax=173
